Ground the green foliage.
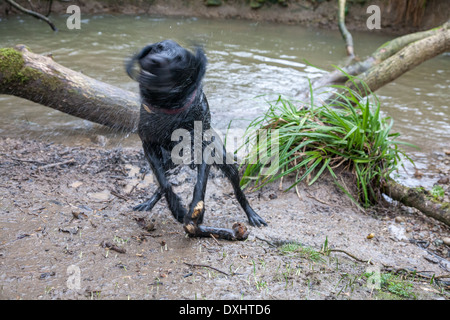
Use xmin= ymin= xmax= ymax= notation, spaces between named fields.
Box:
xmin=249 ymin=0 xmax=288 ymax=9
xmin=380 ymin=273 xmax=416 ymax=299
xmin=205 ymin=0 xmax=222 ymax=6
xmin=279 ymin=242 xmax=325 ymax=263
xmin=240 ymin=78 xmax=414 ymax=207
xmin=430 ymin=185 xmax=444 ymax=200
xmin=0 ymin=48 xmax=25 ymax=84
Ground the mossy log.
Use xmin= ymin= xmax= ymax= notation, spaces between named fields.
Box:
xmin=384 ymin=180 xmax=450 ymax=226
xmin=347 ymin=26 xmax=450 ymax=95
xmin=0 ymin=45 xmax=139 ymax=132
xmin=305 ymin=21 xmax=450 ymax=99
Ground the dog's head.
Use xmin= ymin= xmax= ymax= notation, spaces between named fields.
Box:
xmin=127 ymin=40 xmax=207 ymax=109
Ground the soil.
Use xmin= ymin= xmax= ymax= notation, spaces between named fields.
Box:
xmin=1 ymin=0 xmax=449 ymax=35
xmin=0 ymin=137 xmax=449 ymax=300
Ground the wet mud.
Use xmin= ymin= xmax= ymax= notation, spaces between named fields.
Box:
xmin=0 ymin=137 xmax=449 ymax=300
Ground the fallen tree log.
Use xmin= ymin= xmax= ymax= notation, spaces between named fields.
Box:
xmin=302 ymin=21 xmax=449 ymax=100
xmin=0 ymin=45 xmax=139 ymax=132
xmin=346 ymin=26 xmax=450 ymax=96
xmin=383 ymin=180 xmax=450 ymax=226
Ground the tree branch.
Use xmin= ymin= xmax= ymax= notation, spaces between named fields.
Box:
xmin=304 ymin=21 xmax=450 ymax=96
xmin=5 ymin=0 xmax=58 ymax=31
xmin=337 ymin=0 xmax=354 ymax=59
xmin=383 ymin=180 xmax=450 ymax=226
xmin=347 ymin=27 xmax=450 ymax=96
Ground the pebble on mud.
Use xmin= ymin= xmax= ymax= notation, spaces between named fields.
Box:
xmin=437 ymin=176 xmax=449 ymax=184
xmin=388 ymin=224 xmax=408 ymax=241
xmin=70 ymin=181 xmax=83 ymax=189
xmin=394 ymin=216 xmax=406 ymax=223
xmin=443 ymin=237 xmax=450 ymax=246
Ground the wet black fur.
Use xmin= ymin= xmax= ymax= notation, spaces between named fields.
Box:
xmin=126 ymin=40 xmax=267 ymax=228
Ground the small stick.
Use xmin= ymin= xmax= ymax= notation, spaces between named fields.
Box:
xmin=101 ymin=241 xmax=126 ymax=254
xmin=209 ymin=233 xmax=222 ymax=246
xmin=183 ymin=262 xmax=230 ymax=277
xmin=5 ymin=0 xmax=58 ymax=31
xmin=38 ymin=158 xmax=75 ymax=170
xmin=328 ymin=249 xmax=374 ymax=265
xmin=110 ymin=190 xmax=130 ymax=201
xmin=305 ymin=191 xmax=336 ymax=207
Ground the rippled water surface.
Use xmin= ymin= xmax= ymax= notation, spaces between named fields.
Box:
xmin=0 ymin=15 xmax=449 ymax=186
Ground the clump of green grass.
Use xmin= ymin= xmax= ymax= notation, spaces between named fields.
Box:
xmin=240 ymin=82 xmax=413 ymax=207
xmin=372 ymin=273 xmax=416 ymax=299
xmin=430 ymin=185 xmax=445 ymax=200
xmin=279 ymin=242 xmax=325 ymax=263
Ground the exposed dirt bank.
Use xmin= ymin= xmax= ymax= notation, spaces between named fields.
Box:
xmin=1 ymin=0 xmax=449 ymax=35
xmin=1 ymin=137 xmax=449 ymax=300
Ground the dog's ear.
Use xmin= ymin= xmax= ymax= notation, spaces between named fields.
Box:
xmin=126 ymin=44 xmax=154 ymax=81
xmin=193 ymin=45 xmax=207 ymax=86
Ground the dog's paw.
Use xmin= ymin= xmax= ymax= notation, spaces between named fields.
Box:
xmin=133 ymin=199 xmax=156 ymax=212
xmin=248 ymin=213 xmax=268 ymax=228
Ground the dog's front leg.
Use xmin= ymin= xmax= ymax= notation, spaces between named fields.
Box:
xmin=183 ymin=160 xmax=210 ymax=231
xmin=143 ymin=142 xmax=186 ymax=223
xmin=183 ymin=155 xmax=249 ymax=241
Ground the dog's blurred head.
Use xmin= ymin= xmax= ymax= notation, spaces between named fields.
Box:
xmin=127 ymin=40 xmax=207 ymax=109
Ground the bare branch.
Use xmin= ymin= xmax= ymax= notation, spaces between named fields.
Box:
xmin=5 ymin=0 xmax=58 ymax=31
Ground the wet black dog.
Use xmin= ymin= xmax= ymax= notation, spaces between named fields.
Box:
xmin=126 ymin=40 xmax=266 ymax=239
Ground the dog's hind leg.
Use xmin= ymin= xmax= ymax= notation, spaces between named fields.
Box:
xmin=133 ymin=188 xmax=162 ymax=211
xmin=133 ymin=146 xmax=174 ymax=212
xmin=216 ymin=147 xmax=267 ymax=227
xmin=140 ymin=141 xmax=187 ymax=223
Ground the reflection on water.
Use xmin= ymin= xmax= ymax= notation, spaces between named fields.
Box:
xmin=0 ymin=15 xmax=448 ymax=187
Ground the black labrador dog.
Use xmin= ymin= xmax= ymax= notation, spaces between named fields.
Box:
xmin=126 ymin=40 xmax=266 ymax=240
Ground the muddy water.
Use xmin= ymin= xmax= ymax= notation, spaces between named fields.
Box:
xmin=0 ymin=15 xmax=449 ymax=187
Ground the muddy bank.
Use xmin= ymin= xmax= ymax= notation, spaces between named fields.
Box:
xmin=0 ymin=137 xmax=449 ymax=300
xmin=1 ymin=0 xmax=449 ymax=35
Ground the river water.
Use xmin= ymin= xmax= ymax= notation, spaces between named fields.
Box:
xmin=0 ymin=15 xmax=448 ymax=187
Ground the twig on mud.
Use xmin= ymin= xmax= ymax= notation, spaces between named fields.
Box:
xmin=183 ymin=262 xmax=230 ymax=277
xmin=209 ymin=233 xmax=222 ymax=246
xmin=305 ymin=191 xmax=336 ymax=207
xmin=327 ymin=249 xmax=374 ymax=265
xmin=126 ymin=181 xmax=140 ymax=196
xmin=254 ymin=236 xmax=278 ymax=247
xmin=38 ymin=158 xmax=75 ymax=170
xmin=10 ymin=157 xmax=46 ymax=165
xmin=254 ymin=236 xmax=305 ymax=248
xmin=295 ymin=184 xmax=302 ymax=201
xmin=100 ymin=241 xmax=126 ymax=254
xmin=110 ymin=190 xmax=130 ymax=201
